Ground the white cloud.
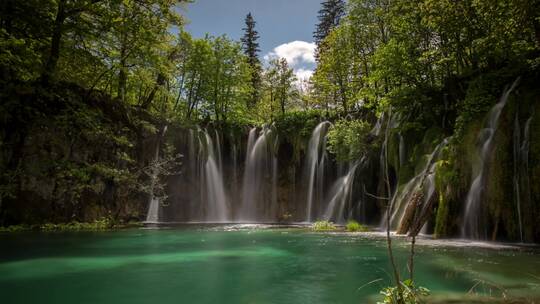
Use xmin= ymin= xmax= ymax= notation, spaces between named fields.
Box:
xmin=295 ymin=68 xmax=314 ymax=80
xmin=265 ymin=41 xmax=317 ymax=81
xmin=264 ymin=41 xmax=316 ymax=67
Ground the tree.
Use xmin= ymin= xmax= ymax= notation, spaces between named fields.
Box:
xmin=313 ymin=0 xmax=346 ymax=60
xmin=41 ymin=0 xmax=106 ymax=83
xmin=175 ymin=34 xmax=251 ymax=123
xmin=106 ymin=0 xmax=184 ymax=103
xmin=241 ymin=13 xmax=262 ymax=107
xmin=265 ymin=58 xmax=297 ymax=116
xmin=312 ymin=24 xmax=355 ymax=114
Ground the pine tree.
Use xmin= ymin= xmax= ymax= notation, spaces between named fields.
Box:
xmin=241 ymin=12 xmax=262 ymax=106
xmin=313 ymin=0 xmax=346 ymax=60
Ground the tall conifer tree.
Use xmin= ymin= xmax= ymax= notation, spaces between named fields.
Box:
xmin=241 ymin=12 xmax=262 ymax=106
xmin=313 ymin=0 xmax=346 ymax=60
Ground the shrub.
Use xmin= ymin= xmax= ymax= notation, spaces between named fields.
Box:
xmin=0 ymin=225 xmax=29 ymax=232
xmin=327 ymin=119 xmax=373 ymax=162
xmin=346 ymin=220 xmax=368 ymax=232
xmin=39 ymin=218 xmax=115 ymax=231
xmin=311 ymin=220 xmax=337 ymax=231
xmin=378 ymin=280 xmax=430 ymax=304
xmin=274 ymin=110 xmax=325 ymax=158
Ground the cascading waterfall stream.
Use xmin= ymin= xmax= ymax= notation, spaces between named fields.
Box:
xmin=203 ymin=131 xmax=230 ymax=222
xmin=378 ymin=110 xmax=400 ymax=229
xmin=214 ymin=130 xmax=223 ymax=172
xmin=462 ymin=78 xmax=520 ymax=239
xmin=323 ymin=162 xmax=360 ymax=223
xmin=513 ymin=112 xmax=523 ymax=242
xmin=186 ymin=128 xmax=230 ymax=222
xmin=399 ymin=133 xmax=406 ymax=169
xmin=230 ymin=133 xmax=240 ymax=204
xmin=513 ymin=112 xmax=534 ymax=242
xmin=382 ymin=139 xmax=448 ymax=231
xmin=240 ymin=125 xmax=279 ymax=222
xmin=146 ymin=126 xmax=168 ymax=223
xmin=304 ymin=121 xmax=332 ymax=222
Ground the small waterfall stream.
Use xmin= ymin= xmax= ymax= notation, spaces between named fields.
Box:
xmin=145 ymin=126 xmax=168 ymax=223
xmin=462 ymin=79 xmax=520 ymax=239
xmin=383 ymin=139 xmax=448 ymax=231
xmin=230 ymin=132 xmax=240 ymax=204
xmin=513 ymin=112 xmax=533 ymax=242
xmin=304 ymin=121 xmax=332 ymax=222
xmin=202 ymin=131 xmax=229 ymax=222
xmin=240 ymin=124 xmax=279 ymax=222
xmin=399 ymin=133 xmax=406 ymax=169
xmin=185 ymin=128 xmax=230 ymax=222
xmin=323 ymin=161 xmax=360 ymax=223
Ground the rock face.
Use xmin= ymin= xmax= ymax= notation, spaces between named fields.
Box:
xmin=0 ymin=84 xmax=159 ymax=225
xmin=429 ymin=78 xmax=540 ymax=243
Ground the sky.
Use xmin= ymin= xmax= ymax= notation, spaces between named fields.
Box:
xmin=181 ymin=0 xmax=321 ymax=80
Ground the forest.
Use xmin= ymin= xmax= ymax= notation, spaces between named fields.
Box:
xmin=1 ymin=0 xmax=540 ymax=303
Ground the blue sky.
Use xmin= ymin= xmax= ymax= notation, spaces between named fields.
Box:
xmin=181 ymin=0 xmax=321 ymax=79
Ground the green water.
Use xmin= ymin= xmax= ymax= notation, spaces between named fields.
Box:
xmin=1 ymin=226 xmax=539 ymax=304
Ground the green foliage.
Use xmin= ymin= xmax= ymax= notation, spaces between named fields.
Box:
xmin=311 ymin=220 xmax=338 ymax=231
xmin=257 ymin=58 xmax=298 ymax=118
xmin=312 ymin=24 xmax=356 ymax=113
xmin=327 ymin=119 xmax=373 ymax=162
xmin=453 ymin=70 xmax=521 ymax=141
xmin=345 ymin=220 xmax=368 ymax=232
xmin=314 ymin=0 xmax=346 ymax=48
xmin=178 ymin=34 xmax=252 ymax=123
xmin=311 ymin=0 xmax=539 ymax=132
xmin=0 ymin=220 xmax=142 ymax=232
xmin=378 ymin=280 xmax=430 ymax=304
xmin=433 ymin=158 xmax=457 ymax=238
xmin=0 ymin=225 xmax=29 ymax=233
xmin=273 ymin=110 xmax=325 ymax=160
xmin=40 ymin=218 xmax=115 ymax=231
xmin=274 ymin=110 xmax=324 ymax=141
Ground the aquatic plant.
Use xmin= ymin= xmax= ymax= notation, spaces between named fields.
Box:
xmin=311 ymin=220 xmax=337 ymax=231
xmin=345 ymin=220 xmax=368 ymax=232
xmin=378 ymin=280 xmax=430 ymax=304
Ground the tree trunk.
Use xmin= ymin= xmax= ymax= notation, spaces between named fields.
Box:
xmin=408 ymin=191 xmax=437 ymax=237
xmin=42 ymin=0 xmax=67 ymax=83
xmin=117 ymin=5 xmax=128 ymax=102
xmin=396 ymin=191 xmax=423 ymax=235
xmin=118 ymin=63 xmax=127 ymax=102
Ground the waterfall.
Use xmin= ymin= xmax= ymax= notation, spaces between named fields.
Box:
xmin=304 ymin=121 xmax=332 ymax=222
xmin=513 ymin=112 xmax=523 ymax=242
xmin=462 ymin=79 xmax=520 ymax=239
xmin=399 ymin=133 xmax=406 ymax=169
xmin=371 ymin=113 xmax=385 ymax=136
xmin=520 ymin=116 xmax=533 ymax=239
xmin=240 ymin=124 xmax=279 ymax=222
xmin=186 ymin=128 xmax=230 ymax=222
xmin=322 ymin=161 xmax=360 ymax=223
xmin=383 ymin=139 xmax=448 ymax=230
xmin=203 ymin=131 xmax=229 ymax=222
xmin=379 ymin=111 xmax=399 ymax=198
xmin=214 ymin=130 xmax=223 ymax=172
xmin=145 ymin=126 xmax=168 ymax=223
xmin=146 ymin=197 xmax=161 ymax=223
xmin=513 ymin=112 xmax=533 ymax=243
xmin=230 ymin=132 xmax=240 ymax=204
